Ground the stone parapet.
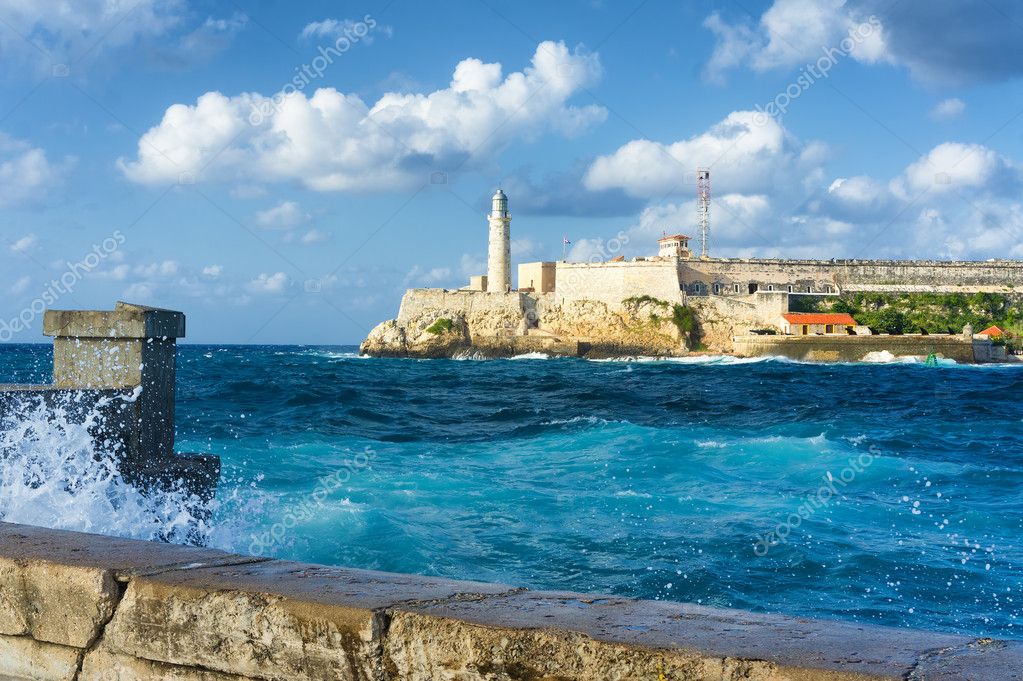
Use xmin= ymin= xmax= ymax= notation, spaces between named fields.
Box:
xmin=1 ymin=302 xmax=218 ymax=499
xmin=732 ymin=333 xmax=992 ymax=363
xmin=1 ymin=521 xmax=1020 ymax=680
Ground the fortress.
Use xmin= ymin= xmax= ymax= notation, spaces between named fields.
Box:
xmin=362 ymin=190 xmax=1023 ymax=359
xmin=467 ymin=190 xmax=1023 ymax=303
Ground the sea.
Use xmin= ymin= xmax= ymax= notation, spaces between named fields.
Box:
xmin=0 ymin=343 xmax=1020 ymax=638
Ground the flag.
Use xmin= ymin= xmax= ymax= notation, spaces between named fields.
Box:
xmin=563 ymin=236 xmax=571 ymax=245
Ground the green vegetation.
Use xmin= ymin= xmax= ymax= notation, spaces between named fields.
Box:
xmin=623 ymin=295 xmax=668 ymax=307
xmin=424 ymin=318 xmax=455 ymax=335
xmin=790 ymin=292 xmax=1023 ymax=336
xmin=623 ymin=296 xmax=699 ymax=345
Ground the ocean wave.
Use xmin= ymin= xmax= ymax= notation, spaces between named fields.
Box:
xmin=508 ymin=352 xmax=551 ymax=360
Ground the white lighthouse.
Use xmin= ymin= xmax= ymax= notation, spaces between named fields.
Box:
xmin=487 ymin=188 xmax=512 ymax=292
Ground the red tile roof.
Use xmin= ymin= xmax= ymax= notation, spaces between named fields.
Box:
xmin=782 ymin=313 xmax=857 ymax=326
xmin=978 ymin=325 xmax=1004 ymax=336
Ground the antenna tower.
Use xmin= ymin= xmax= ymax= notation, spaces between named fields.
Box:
xmin=696 ymin=168 xmax=710 ymax=259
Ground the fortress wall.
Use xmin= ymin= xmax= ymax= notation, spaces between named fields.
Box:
xmin=681 ymin=258 xmax=1023 ymax=293
xmin=4 ymin=521 xmax=1019 ymax=680
xmin=555 ymin=260 xmax=682 ymax=308
xmin=396 ymin=289 xmax=527 ymax=336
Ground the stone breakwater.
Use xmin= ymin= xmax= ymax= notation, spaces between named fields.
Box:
xmin=2 ymin=521 xmax=1021 ymax=680
xmin=360 ymin=289 xmax=691 ymax=359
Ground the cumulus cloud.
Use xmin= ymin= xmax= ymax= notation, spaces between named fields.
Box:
xmin=118 ymin=41 xmax=606 ymax=192
xmin=248 ymin=272 xmax=289 ymax=294
xmin=584 ymin=111 xmax=826 ymax=199
xmin=300 ymin=16 xmax=391 ymax=43
xmin=929 ymin=98 xmax=966 ymax=121
xmin=404 ymin=266 xmax=454 ymax=287
xmin=702 ymin=0 xmax=887 ymax=83
xmin=255 ymin=201 xmax=310 ymax=229
xmin=893 ymin=142 xmax=1021 ymax=199
xmin=8 ymin=276 xmax=30 ymax=295
xmin=0 ymin=136 xmax=73 ymax=207
xmin=703 ymin=0 xmax=1023 ymax=84
xmin=300 ymin=229 xmax=329 ymax=245
xmin=0 ymin=0 xmax=183 ymax=69
xmin=8 ymin=233 xmax=37 ymax=253
xmin=202 ymin=265 xmax=223 ymax=277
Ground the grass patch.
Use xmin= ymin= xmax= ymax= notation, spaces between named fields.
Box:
xmin=425 ymin=317 xmax=454 ymax=335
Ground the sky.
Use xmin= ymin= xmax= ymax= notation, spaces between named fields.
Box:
xmin=1 ymin=0 xmax=1022 ymax=344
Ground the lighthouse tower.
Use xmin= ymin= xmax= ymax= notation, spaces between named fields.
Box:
xmin=487 ymin=189 xmax=512 ymax=292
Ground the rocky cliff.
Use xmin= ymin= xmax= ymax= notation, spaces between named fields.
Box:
xmin=360 ymin=289 xmax=693 ymax=359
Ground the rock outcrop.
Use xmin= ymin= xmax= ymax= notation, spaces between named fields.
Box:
xmin=360 ymin=289 xmax=692 ymax=359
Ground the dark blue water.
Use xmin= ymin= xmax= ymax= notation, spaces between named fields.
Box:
xmin=2 ymin=344 xmax=1021 ymax=638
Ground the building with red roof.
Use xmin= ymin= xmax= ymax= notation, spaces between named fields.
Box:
xmin=781 ymin=313 xmax=858 ymax=336
xmin=978 ymin=325 xmax=1004 ymax=337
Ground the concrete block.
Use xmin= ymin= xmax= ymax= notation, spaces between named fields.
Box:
xmin=0 ymin=523 xmax=259 ymax=648
xmin=0 ymin=634 xmax=80 ymax=681
xmin=80 ymin=650 xmax=256 ymax=681
xmin=97 ymin=560 xmax=516 ymax=681
xmin=386 ymin=591 xmax=972 ymax=681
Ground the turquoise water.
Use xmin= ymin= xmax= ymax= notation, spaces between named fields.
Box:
xmin=1 ymin=344 xmax=1022 ymax=637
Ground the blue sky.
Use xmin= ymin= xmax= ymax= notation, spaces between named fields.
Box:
xmin=1 ymin=0 xmax=1022 ymax=344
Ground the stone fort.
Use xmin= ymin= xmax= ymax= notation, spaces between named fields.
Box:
xmin=468 ymin=189 xmax=1023 ymax=308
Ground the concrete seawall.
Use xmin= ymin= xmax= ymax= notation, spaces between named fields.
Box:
xmin=732 ymin=334 xmax=989 ymax=363
xmin=1 ymin=522 xmax=1020 ymax=680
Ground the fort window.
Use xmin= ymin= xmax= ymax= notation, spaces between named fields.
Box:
xmin=713 ymin=283 xmax=721 ymax=294
xmin=734 ymin=283 xmax=740 ymax=293
xmin=787 ymin=285 xmax=793 ymax=293
xmin=768 ymin=285 xmax=774 ymax=291
xmin=748 ymin=283 xmax=758 ymax=294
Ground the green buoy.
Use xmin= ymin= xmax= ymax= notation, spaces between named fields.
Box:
xmin=925 ymin=352 xmax=938 ymax=366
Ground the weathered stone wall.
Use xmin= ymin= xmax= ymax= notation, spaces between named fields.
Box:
xmin=733 ymin=334 xmax=990 ymax=363
xmin=361 ymin=289 xmax=691 ymax=358
xmin=2 ymin=521 xmax=1019 ymax=680
xmin=681 ymin=258 xmax=1023 ymax=295
xmin=555 ymin=260 xmax=684 ymax=308
xmin=688 ymin=292 xmax=790 ymax=352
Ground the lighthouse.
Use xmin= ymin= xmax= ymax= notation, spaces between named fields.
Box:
xmin=487 ymin=189 xmax=512 ymax=292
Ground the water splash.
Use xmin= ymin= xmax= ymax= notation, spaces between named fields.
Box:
xmin=0 ymin=391 xmax=213 ymax=544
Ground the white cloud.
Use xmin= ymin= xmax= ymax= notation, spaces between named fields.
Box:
xmin=118 ymin=41 xmax=606 ymax=192
xmin=8 ymin=233 xmax=37 ymax=253
xmin=0 ymin=136 xmax=72 ymax=207
xmin=404 ymin=266 xmax=454 ymax=287
xmin=248 ymin=272 xmax=289 ymax=294
xmin=895 ymin=142 xmax=1020 ymax=198
xmin=0 ymin=0 xmax=184 ymax=70
xmin=703 ymin=1 xmax=1023 ymax=85
xmin=584 ymin=111 xmax=824 ymax=199
xmin=702 ymin=0 xmax=887 ymax=82
xmin=300 ymin=229 xmax=329 ymax=245
xmin=202 ymin=264 xmax=223 ymax=277
xmin=930 ymin=98 xmax=965 ymax=121
xmin=123 ymin=282 xmax=156 ymax=301
xmin=8 ymin=276 xmax=30 ymax=295
xmin=300 ymin=17 xmax=391 ymax=43
xmin=255 ymin=201 xmax=310 ymax=229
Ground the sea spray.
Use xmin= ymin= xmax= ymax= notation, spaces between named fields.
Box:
xmin=0 ymin=391 xmax=212 ymax=544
